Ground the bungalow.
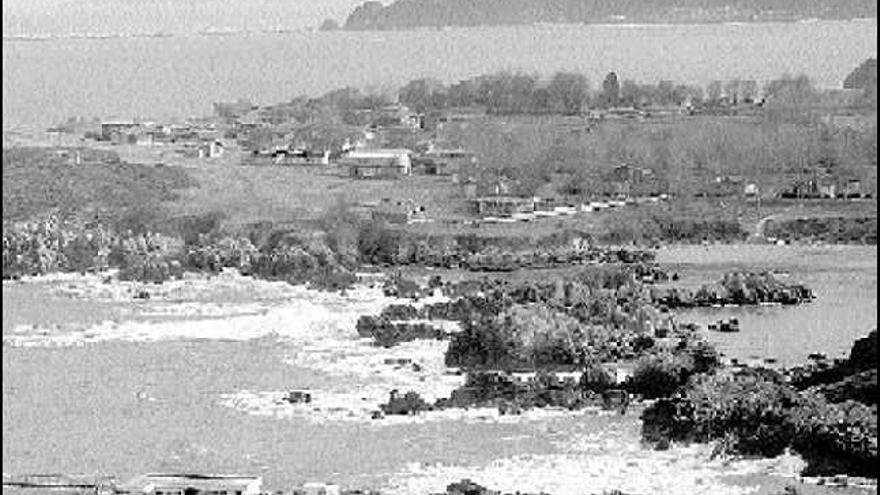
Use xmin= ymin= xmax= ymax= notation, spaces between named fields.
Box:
xmin=841 ymin=179 xmax=864 ymax=198
xmin=271 ymin=148 xmax=330 ymax=166
xmin=101 ymin=120 xmax=140 ymax=142
xmin=340 ymin=149 xmax=412 ymax=179
xmin=610 ymin=164 xmax=653 ymax=184
xmin=467 ymin=196 xmax=535 ymax=217
xmin=412 ymin=148 xmax=476 ymax=176
xmin=197 ymin=140 xmax=225 ymax=158
xmin=116 ymin=474 xmax=262 ymax=495
xmin=779 ymin=177 xmax=837 ymax=199
xmin=744 ymin=183 xmax=760 ymax=198
xmin=371 ymin=198 xmax=425 ymax=224
xmin=697 ymin=175 xmax=744 ymax=198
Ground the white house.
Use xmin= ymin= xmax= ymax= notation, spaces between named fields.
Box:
xmin=340 ymin=148 xmax=412 ymax=178
xmin=117 ymin=474 xmax=262 ymax=495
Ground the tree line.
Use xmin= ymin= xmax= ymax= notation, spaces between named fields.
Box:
xmin=397 ymin=71 xmax=839 ymax=115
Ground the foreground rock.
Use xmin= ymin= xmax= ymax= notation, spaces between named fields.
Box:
xmin=641 ymin=364 xmax=878 ymax=478
xmin=652 ymin=272 xmax=814 ymax=308
xmin=356 ymin=315 xmax=448 ymax=347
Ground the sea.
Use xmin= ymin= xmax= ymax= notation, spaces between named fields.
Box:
xmin=2 ymin=17 xmax=878 ymax=494
xmin=2 ymin=245 xmax=876 ymax=493
xmin=2 ymin=19 xmax=877 ymax=130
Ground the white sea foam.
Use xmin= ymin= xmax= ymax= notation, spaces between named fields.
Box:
xmin=218 ymin=389 xmax=612 ymax=425
xmin=44 ymin=269 xmax=315 ymax=303
xmin=4 ymin=274 xmax=395 ymax=347
xmin=382 ymin=435 xmax=807 ymax=495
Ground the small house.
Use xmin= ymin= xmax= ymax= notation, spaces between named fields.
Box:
xmin=297 ymin=482 xmax=341 ymax=495
xmin=197 ymin=140 xmax=225 ymax=159
xmin=101 ymin=120 xmax=140 ymax=141
xmin=744 ymin=183 xmax=759 ymax=197
xmin=467 ymin=196 xmax=535 ymax=217
xmin=371 ymin=198 xmax=425 ymax=224
xmin=412 ymin=148 xmax=476 ymax=176
xmin=340 ymin=149 xmax=412 ymax=179
xmin=461 ymin=177 xmax=478 ymax=199
xmin=116 ymin=474 xmax=262 ymax=495
xmin=840 ymin=179 xmax=863 ymax=198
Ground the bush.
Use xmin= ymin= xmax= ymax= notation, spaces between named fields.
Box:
xmin=445 ymin=304 xmax=584 ymax=371
xmin=379 ymin=389 xmax=433 ymax=415
xmin=790 ymin=394 xmax=878 ymax=477
xmin=641 ymin=368 xmax=879 ymax=477
xmin=626 ymin=352 xmax=694 ymax=399
xmin=357 ymin=219 xmax=401 ymax=264
xmin=579 ymin=361 xmax=615 ymax=392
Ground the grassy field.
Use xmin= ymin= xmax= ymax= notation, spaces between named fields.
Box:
xmin=4 ymin=106 xmax=876 ymax=243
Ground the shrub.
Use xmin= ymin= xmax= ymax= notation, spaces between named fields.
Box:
xmin=445 ymin=304 xmax=584 ymax=370
xmin=627 ymin=352 xmax=693 ymax=399
xmin=579 ymin=361 xmax=615 ymax=392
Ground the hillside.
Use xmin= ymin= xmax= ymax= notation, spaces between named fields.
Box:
xmin=2 ymin=147 xmax=196 ymax=227
xmin=344 ymin=0 xmax=877 ymax=30
xmin=844 ymin=58 xmax=878 ymax=90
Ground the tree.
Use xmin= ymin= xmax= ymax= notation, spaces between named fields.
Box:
xmin=602 ymin=72 xmax=620 ymax=108
xmin=764 ymin=74 xmax=818 ymax=108
xmin=547 ymin=72 xmax=590 ymax=115
xmin=657 ymin=80 xmax=675 ymax=106
xmin=739 ymin=80 xmax=758 ymax=103
xmin=706 ymin=80 xmax=723 ymax=103
xmin=724 ymin=80 xmax=741 ymax=105
xmin=399 ymin=78 xmax=445 ymax=113
xmin=619 ymin=79 xmax=641 ymax=107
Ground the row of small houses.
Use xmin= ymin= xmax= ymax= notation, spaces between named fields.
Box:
xmin=339 ymin=147 xmax=476 ymax=179
xmin=94 ymin=120 xmax=227 ymax=158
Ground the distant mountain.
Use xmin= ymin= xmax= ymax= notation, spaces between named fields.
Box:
xmin=843 ymin=58 xmax=877 ymax=89
xmin=344 ymin=0 xmax=877 ymax=30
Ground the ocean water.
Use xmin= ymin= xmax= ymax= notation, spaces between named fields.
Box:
xmin=2 ymin=19 xmax=877 ymax=129
xmin=2 ymin=246 xmax=876 ymax=492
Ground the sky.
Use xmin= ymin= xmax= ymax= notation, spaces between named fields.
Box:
xmin=2 ymin=0 xmax=387 ymax=34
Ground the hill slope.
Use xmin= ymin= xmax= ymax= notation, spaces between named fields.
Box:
xmin=344 ymin=0 xmax=877 ymax=30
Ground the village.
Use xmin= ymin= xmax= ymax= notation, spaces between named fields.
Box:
xmin=37 ymin=73 xmax=874 ymax=239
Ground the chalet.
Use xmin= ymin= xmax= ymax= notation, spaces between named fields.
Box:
xmin=116 ymin=474 xmax=262 ymax=495
xmin=340 ymin=149 xmax=412 ymax=179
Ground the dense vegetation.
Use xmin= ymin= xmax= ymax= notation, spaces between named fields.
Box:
xmin=641 ymin=330 xmax=878 ymax=477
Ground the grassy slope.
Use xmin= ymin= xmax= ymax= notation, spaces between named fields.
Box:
xmin=2 ymin=146 xmax=196 ymax=226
